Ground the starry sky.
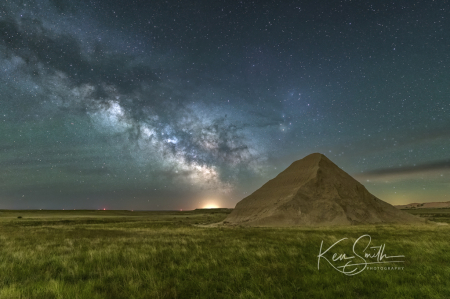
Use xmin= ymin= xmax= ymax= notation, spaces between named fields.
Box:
xmin=1 ymin=0 xmax=449 ymax=210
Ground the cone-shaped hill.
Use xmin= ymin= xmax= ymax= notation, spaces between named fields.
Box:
xmin=224 ymin=153 xmax=424 ymax=226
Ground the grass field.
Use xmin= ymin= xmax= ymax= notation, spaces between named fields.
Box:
xmin=400 ymin=208 xmax=450 ymax=224
xmin=0 ymin=209 xmax=449 ymax=298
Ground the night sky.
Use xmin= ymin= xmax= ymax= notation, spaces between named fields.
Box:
xmin=1 ymin=0 xmax=449 ymax=210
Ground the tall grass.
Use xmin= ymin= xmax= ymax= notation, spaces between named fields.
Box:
xmin=0 ymin=210 xmax=449 ymax=298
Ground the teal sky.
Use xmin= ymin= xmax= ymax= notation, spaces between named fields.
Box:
xmin=1 ymin=0 xmax=449 ymax=209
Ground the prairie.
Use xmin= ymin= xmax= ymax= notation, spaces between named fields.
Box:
xmin=0 ymin=209 xmax=448 ymax=298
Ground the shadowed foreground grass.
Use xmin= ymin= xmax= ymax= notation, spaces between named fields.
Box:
xmin=0 ymin=209 xmax=449 ymax=298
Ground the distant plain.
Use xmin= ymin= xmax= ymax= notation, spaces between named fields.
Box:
xmin=0 ymin=209 xmax=449 ymax=298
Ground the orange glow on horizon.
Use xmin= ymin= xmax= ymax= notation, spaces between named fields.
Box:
xmin=202 ymin=203 xmax=220 ymax=209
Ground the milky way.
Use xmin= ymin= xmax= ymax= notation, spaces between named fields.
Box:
xmin=1 ymin=1 xmax=449 ymax=209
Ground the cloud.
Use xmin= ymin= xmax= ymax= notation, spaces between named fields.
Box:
xmin=0 ymin=16 xmax=158 ymax=95
xmin=356 ymin=159 xmax=450 ymax=182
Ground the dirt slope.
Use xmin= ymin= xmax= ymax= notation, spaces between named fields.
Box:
xmin=224 ymin=153 xmax=424 ymax=226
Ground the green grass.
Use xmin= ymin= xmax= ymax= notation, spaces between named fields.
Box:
xmin=400 ymin=208 xmax=450 ymax=224
xmin=0 ymin=209 xmax=449 ymax=298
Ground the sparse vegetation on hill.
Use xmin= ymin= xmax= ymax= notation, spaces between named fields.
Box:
xmin=226 ymin=154 xmax=422 ymax=226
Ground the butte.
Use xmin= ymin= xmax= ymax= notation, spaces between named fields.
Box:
xmin=224 ymin=153 xmax=424 ymax=226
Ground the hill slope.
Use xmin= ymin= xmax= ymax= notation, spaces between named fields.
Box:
xmin=225 ymin=153 xmax=424 ymax=226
